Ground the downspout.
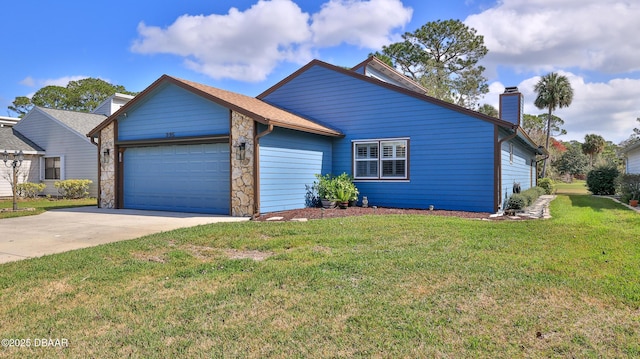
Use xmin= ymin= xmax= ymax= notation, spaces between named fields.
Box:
xmin=496 ymin=126 xmax=519 ymax=212
xmin=252 ymin=123 xmax=274 ymax=218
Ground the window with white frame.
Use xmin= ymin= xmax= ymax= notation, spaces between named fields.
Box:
xmin=353 ymin=139 xmax=408 ymax=180
xmin=44 ymin=157 xmax=61 ymax=180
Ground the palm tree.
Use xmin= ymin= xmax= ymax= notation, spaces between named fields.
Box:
xmin=582 ymin=134 xmax=606 ymax=169
xmin=534 ymin=72 xmax=574 ymax=177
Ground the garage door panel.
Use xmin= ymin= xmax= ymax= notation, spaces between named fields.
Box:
xmin=124 ymin=143 xmax=229 ymax=214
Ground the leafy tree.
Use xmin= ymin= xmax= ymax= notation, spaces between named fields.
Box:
xmin=478 ymin=104 xmax=498 ymax=117
xmin=31 ymin=85 xmax=71 ymax=110
xmin=534 ymin=72 xmax=574 ymax=178
xmin=553 ymin=141 xmax=588 ymax=180
xmin=373 ymin=19 xmax=489 ymax=109
xmin=8 ymin=96 xmax=33 ymax=117
xmin=8 ymin=78 xmax=136 ymax=116
xmin=581 ymin=133 xmax=606 ymax=169
xmin=619 ymin=117 xmax=640 ymax=148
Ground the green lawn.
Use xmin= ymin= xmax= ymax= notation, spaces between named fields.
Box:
xmin=0 ymin=194 xmax=638 ymax=358
xmin=0 ymin=197 xmax=96 ymax=219
xmin=554 ymin=180 xmax=589 ymax=195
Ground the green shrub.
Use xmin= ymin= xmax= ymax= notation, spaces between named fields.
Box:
xmin=16 ymin=182 xmax=46 ymax=198
xmin=508 ymin=186 xmax=545 ymax=210
xmin=616 ymin=174 xmax=640 ymax=202
xmin=314 ymin=173 xmax=359 ymax=203
xmin=507 ymin=194 xmax=526 ymax=210
xmin=333 ymin=172 xmax=359 ymax=202
xmin=586 ymin=165 xmax=619 ymax=195
xmin=54 ymin=179 xmax=92 ymax=199
xmin=314 ymin=174 xmax=337 ymax=200
xmin=538 ymin=178 xmax=554 ymax=195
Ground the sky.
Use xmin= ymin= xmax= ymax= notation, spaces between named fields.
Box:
xmin=1 ymin=0 xmax=639 ymax=144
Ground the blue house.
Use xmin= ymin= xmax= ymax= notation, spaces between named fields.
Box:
xmin=88 ymin=57 xmax=543 ymax=215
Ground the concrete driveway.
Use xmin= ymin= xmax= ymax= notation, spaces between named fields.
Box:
xmin=0 ymin=206 xmax=249 ymax=264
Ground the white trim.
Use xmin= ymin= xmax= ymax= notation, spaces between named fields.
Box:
xmin=351 ymin=137 xmax=410 ymax=143
xmin=40 ymin=155 xmax=65 ymax=180
xmin=353 ymin=138 xmax=409 ymax=180
xmin=353 ymin=180 xmax=410 ymax=183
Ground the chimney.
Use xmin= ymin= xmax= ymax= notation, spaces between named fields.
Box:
xmin=499 ymin=87 xmax=524 ymax=126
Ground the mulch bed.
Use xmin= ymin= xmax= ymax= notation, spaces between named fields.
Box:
xmin=253 ymin=206 xmax=502 ymax=221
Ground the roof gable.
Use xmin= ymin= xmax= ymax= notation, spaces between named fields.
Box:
xmin=351 ymin=56 xmax=427 ymax=95
xmin=259 ymin=58 xmax=542 ymax=151
xmin=88 ymin=75 xmax=342 ymax=138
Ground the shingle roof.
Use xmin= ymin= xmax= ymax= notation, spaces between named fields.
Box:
xmin=38 ymin=107 xmax=106 ymax=136
xmin=351 ymin=56 xmax=428 ymax=95
xmin=0 ymin=127 xmax=45 ymax=153
xmin=169 ymin=76 xmax=343 ymax=137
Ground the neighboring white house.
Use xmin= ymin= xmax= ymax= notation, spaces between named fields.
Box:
xmin=0 ymin=116 xmax=20 ymax=128
xmin=92 ymin=93 xmax=135 ymax=117
xmin=622 ymin=141 xmax=640 ymax=174
xmin=0 ymin=94 xmax=133 ymax=197
xmin=0 ymin=126 xmax=45 ymax=197
xmin=13 ymin=108 xmax=106 ymax=197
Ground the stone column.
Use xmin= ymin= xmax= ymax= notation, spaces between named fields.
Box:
xmin=99 ymin=122 xmax=116 ymax=208
xmin=230 ymin=112 xmax=255 ymax=216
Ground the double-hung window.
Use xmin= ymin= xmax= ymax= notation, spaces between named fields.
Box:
xmin=353 ymin=138 xmax=408 ymax=180
xmin=41 ymin=156 xmax=63 ymax=180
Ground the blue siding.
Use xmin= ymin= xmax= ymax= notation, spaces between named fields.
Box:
xmin=501 ymin=133 xmax=536 ymax=208
xmin=118 ymin=83 xmax=230 ymax=141
xmin=262 ymin=65 xmax=496 ymax=212
xmin=500 ymin=93 xmax=523 ymax=125
xmin=259 ymin=126 xmax=332 ymax=213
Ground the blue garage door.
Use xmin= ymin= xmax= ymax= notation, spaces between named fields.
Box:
xmin=123 ymin=143 xmax=229 ymax=214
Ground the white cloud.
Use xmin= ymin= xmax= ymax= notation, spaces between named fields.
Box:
xmin=19 ymin=76 xmax=35 ymax=87
xmin=484 ymin=73 xmax=640 ymax=144
xmin=131 ymin=0 xmax=412 ymax=81
xmin=465 ymin=0 xmax=640 ymax=74
xmin=42 ymin=76 xmax=91 ymax=87
xmin=132 ymin=0 xmax=312 ymax=82
xmin=19 ymin=75 xmax=90 ymax=89
xmin=311 ymin=0 xmax=412 ymax=48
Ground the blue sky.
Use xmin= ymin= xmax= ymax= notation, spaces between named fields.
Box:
xmin=1 ymin=0 xmax=639 ymax=143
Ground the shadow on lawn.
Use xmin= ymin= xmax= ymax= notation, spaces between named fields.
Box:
xmin=567 ymin=194 xmax=625 ymax=212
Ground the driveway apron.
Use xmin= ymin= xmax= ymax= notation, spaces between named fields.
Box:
xmin=0 ymin=206 xmax=249 ymax=264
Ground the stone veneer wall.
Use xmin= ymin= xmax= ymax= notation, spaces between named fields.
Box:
xmin=231 ymin=112 xmax=255 ymax=216
xmin=99 ymin=122 xmax=116 ymax=208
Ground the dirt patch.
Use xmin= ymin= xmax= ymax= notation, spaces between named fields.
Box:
xmin=224 ymin=249 xmax=274 ymax=261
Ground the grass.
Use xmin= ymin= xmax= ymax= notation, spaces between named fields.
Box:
xmin=0 ymin=197 xmax=96 ymax=219
xmin=0 ymin=194 xmax=638 ymax=357
xmin=554 ymin=180 xmax=589 ymax=195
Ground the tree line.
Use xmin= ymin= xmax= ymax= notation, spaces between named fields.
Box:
xmin=9 ymin=78 xmax=136 ymax=117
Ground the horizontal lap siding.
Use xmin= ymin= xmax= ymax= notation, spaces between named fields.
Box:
xmin=501 ymin=134 xmax=537 ymax=206
xmin=259 ymin=127 xmax=332 ymax=213
xmin=627 ymin=147 xmax=640 ymax=174
xmin=14 ymin=110 xmax=98 ymax=196
xmin=118 ymin=83 xmax=229 ymax=141
xmin=263 ymin=65 xmax=496 ymax=212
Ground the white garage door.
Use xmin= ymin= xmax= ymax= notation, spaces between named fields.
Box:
xmin=123 ymin=143 xmax=229 ymax=214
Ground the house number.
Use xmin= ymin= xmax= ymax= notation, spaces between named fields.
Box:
xmin=166 ymin=132 xmax=175 ymax=138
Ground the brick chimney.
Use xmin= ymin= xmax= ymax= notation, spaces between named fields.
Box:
xmin=499 ymin=87 xmax=524 ymax=126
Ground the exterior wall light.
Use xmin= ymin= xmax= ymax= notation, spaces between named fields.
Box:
xmin=102 ymin=148 xmax=110 ymax=164
xmin=235 ymin=142 xmax=246 ymax=160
